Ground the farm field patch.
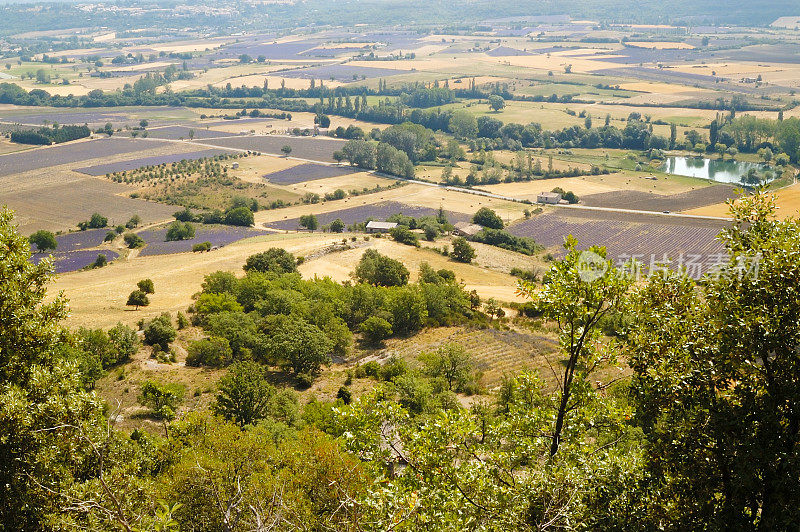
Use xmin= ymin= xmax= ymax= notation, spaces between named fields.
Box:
xmin=76 ymin=148 xmax=236 ymax=175
xmin=580 ymin=185 xmax=738 ymax=213
xmin=136 ymin=224 xmax=270 ymax=256
xmin=200 ymin=134 xmax=346 ymax=162
xmin=280 ymin=171 xmax=395 ymax=196
xmin=140 ymin=126 xmax=237 ymax=140
xmin=508 ymin=211 xmax=727 ymax=277
xmin=51 ymin=233 xmax=347 ymax=328
xmin=0 ymin=137 xmax=170 ymax=177
xmin=262 ymin=162 xmax=360 ymax=184
xmin=264 ymin=200 xmax=471 ymax=231
xmin=4 ymin=178 xmax=176 ymax=235
xmin=30 ymin=249 xmax=120 ymax=274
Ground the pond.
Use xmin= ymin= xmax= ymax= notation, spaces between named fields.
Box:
xmin=660 ymin=156 xmax=771 ymax=185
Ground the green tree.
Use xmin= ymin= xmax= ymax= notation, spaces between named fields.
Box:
xmin=472 ymin=207 xmax=504 ymax=229
xmin=488 ymin=94 xmax=505 ymax=112
xmin=143 ymin=314 xmax=176 ymax=350
xmin=165 ymin=221 xmax=195 ymax=241
xmin=353 ymin=249 xmax=409 ymax=287
xmin=138 ymin=380 xmax=183 ymax=420
xmin=213 ymin=361 xmax=298 ymax=427
xmin=224 ymin=207 xmax=254 ymax=227
xmin=360 ymin=316 xmax=393 ymax=346
xmin=186 ymin=337 xmax=233 ymax=367
xmin=451 ymin=237 xmax=475 ymax=263
xmin=419 ymin=343 xmax=474 ymax=392
xmin=341 ymin=139 xmax=377 ymax=169
xmin=281 ymin=145 xmax=292 ymax=156
xmin=243 ymin=248 xmax=298 ymax=274
xmin=0 ymin=208 xmax=105 ymax=527
xmin=126 ymin=289 xmax=149 ymax=310
xmin=137 ymin=278 xmax=155 ymax=294
xmin=518 ymin=237 xmax=630 ymax=456
xmin=88 ymin=212 xmax=108 ymax=229
xmin=123 ymin=232 xmax=145 ymax=248
xmin=330 ymin=218 xmax=345 ymax=233
xmin=628 ymin=191 xmax=800 ymax=528
xmin=267 ymin=317 xmax=332 ymax=375
xmin=299 ymin=214 xmax=318 ymax=231
xmin=449 ymin=110 xmax=478 ymax=138
xmin=28 ymin=229 xmax=57 ymax=252
xmin=387 ymin=286 xmax=427 ymax=335
xmin=390 ymin=225 xmax=419 ymax=246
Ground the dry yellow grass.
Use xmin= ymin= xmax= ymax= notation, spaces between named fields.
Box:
xmin=52 ymin=233 xmax=341 ymax=329
xmin=256 ymin=182 xmax=526 ymax=227
xmin=229 ymin=154 xmax=302 ymax=183
xmin=684 ymin=184 xmax=800 ymax=219
xmin=278 ymin=171 xmax=395 ymax=195
xmin=480 ymin=170 xmax=705 ymax=200
xmin=52 ymin=233 xmax=530 ymax=329
xmin=298 ymin=238 xmax=526 ymax=303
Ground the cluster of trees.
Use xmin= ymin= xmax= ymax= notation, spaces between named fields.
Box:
xmin=6 ymin=186 xmax=800 ymax=528
xmin=9 ymin=123 xmax=89 ymax=145
xmin=340 ymin=138 xmax=415 ymax=178
xmin=711 ymin=115 xmax=800 ymax=162
xmin=172 ymin=196 xmax=256 ymax=228
xmin=188 ymin=248 xmax=485 ymax=382
xmin=77 ymin=212 xmax=108 ymax=231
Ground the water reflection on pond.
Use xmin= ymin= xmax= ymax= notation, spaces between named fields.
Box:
xmin=660 ymin=156 xmax=771 ymax=185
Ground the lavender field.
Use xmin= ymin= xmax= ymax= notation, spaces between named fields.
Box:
xmin=264 ymin=163 xmax=359 ymax=184
xmin=508 ymin=213 xmax=726 ymax=278
xmin=75 ymin=149 xmax=236 ymax=176
xmin=142 ymin=126 xmax=237 ymax=141
xmin=202 ymin=135 xmax=345 ymax=162
xmin=274 ymin=64 xmax=404 ymax=81
xmin=30 ymin=249 xmax=120 ymax=274
xmin=0 ymin=137 xmax=168 ymax=177
xmin=136 ymin=224 xmax=269 ymax=256
xmin=265 ymin=201 xmax=471 ymax=231
xmin=53 ymin=229 xmax=110 ymax=251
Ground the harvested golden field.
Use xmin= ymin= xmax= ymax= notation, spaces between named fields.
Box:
xmin=0 ymin=138 xmax=32 ymax=155
xmin=278 ymin=171 xmax=395 ymax=195
xmin=684 ymin=184 xmax=800 ymax=219
xmin=229 ymin=154 xmax=303 ymax=183
xmin=480 ymin=171 xmax=706 ymax=200
xmin=298 ymin=238 xmax=526 ymax=303
xmin=52 ymin=233 xmax=341 ymax=329
xmin=255 ymin=182 xmax=526 ymax=226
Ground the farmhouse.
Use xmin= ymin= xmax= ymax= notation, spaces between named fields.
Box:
xmin=453 ymin=222 xmax=483 ymax=237
xmin=365 ymin=221 xmax=398 ymax=233
xmin=537 ymin=192 xmax=562 ymax=205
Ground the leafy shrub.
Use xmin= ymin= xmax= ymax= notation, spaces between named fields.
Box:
xmin=244 ymin=248 xmax=298 ymax=274
xmin=138 ymin=380 xmax=184 ymax=420
xmin=472 ymin=207 xmax=504 ymax=229
xmin=124 ymin=233 xmax=145 ymax=248
xmin=360 ymin=316 xmax=393 ymax=346
xmin=224 ymin=206 xmax=254 ymax=227
xmin=390 ymin=226 xmax=420 ymax=247
xmin=143 ymin=314 xmax=176 ymax=351
xmin=165 ymin=221 xmax=195 ymax=241
xmin=451 ymin=237 xmax=475 ymax=263
xmin=186 ymin=337 xmax=233 ymax=367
